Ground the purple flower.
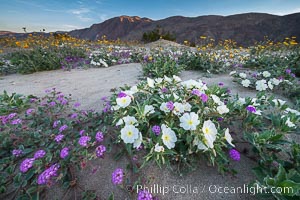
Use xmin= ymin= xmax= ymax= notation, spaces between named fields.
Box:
xmin=37 ymin=163 xmax=60 ymax=185
xmin=95 ymin=131 xmax=104 ymax=142
xmin=7 ymin=113 xmax=17 ymax=119
xmin=59 ymin=125 xmax=68 ymax=132
xmin=117 ymin=92 xmax=127 ymax=98
xmin=74 ymin=102 xmax=81 ymax=107
xmin=285 ymin=69 xmax=291 ymax=74
xmin=95 ymin=145 xmax=106 ymax=158
xmin=191 ymin=89 xmax=201 ymax=96
xmin=78 ymin=136 xmax=91 ymax=147
xmin=217 ymin=117 xmax=224 ymax=121
xmin=34 ymin=150 xmax=46 ymax=159
xmin=30 ymin=98 xmax=37 ymax=103
xmin=200 ymin=94 xmax=208 ymax=102
xmin=152 ymin=125 xmax=161 ymax=136
xmin=229 ymin=149 xmax=240 ymax=161
xmin=291 ymin=73 xmax=296 ymax=78
xmin=161 ymin=87 xmax=168 ymax=93
xmin=60 ymin=99 xmax=68 ymax=105
xmin=53 ymin=120 xmax=60 ymax=128
xmin=54 ymin=134 xmax=64 ymax=142
xmin=246 ymin=105 xmax=256 ymax=113
xmin=48 ymin=101 xmax=56 ymax=107
xmin=12 ymin=149 xmax=23 ymax=157
xmin=44 ymin=89 xmax=51 ymax=93
xmin=103 ymin=102 xmax=111 ymax=113
xmin=70 ymin=113 xmax=78 ymax=119
xmin=218 ymin=82 xmax=224 ymax=86
xmin=26 ymin=108 xmax=35 ymax=115
xmin=100 ymin=96 xmax=108 ymax=101
xmin=11 ymin=119 xmax=22 ymax=125
xmin=137 ymin=190 xmax=153 ymax=200
xmin=20 ymin=158 xmax=35 ymax=173
xmin=112 ymin=168 xmax=124 ymax=185
xmin=79 ymin=130 xmax=85 ymax=136
xmin=166 ymin=101 xmax=174 ymax=111
xmin=60 ymin=147 xmax=69 ymax=159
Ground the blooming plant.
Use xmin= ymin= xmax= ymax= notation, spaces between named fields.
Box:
xmin=0 ymin=89 xmax=107 ymax=199
xmin=109 ymin=76 xmax=236 ymax=172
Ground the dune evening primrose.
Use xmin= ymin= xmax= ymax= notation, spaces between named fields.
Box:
xmin=161 ymin=124 xmax=177 ymax=149
xmin=179 ymin=112 xmax=200 ymax=130
xmin=116 ymin=96 xmax=131 ymax=108
xmin=133 ymin=132 xmax=143 ymax=148
xmin=255 ymin=80 xmax=268 ymax=91
xmin=144 ymin=105 xmax=155 ymax=115
xmin=216 ymin=105 xmax=229 ymax=115
xmin=202 ymin=120 xmax=217 ymax=149
xmin=224 ymin=128 xmax=235 ymax=147
xmin=241 ymin=79 xmax=251 ymax=87
xmin=121 ymin=125 xmax=139 ymax=143
xmin=154 ymin=143 xmax=165 ymax=152
xmin=262 ymin=71 xmax=271 ymax=78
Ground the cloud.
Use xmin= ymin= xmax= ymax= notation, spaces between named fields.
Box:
xmin=78 ymin=15 xmax=93 ymax=22
xmin=70 ymin=7 xmax=90 ymax=15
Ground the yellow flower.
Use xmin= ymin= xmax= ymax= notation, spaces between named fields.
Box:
xmin=200 ymin=36 xmax=207 ymax=39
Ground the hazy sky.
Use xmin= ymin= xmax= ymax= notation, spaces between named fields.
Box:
xmin=0 ymin=0 xmax=299 ymax=32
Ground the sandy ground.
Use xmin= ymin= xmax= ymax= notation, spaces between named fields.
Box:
xmin=1 ymin=63 xmax=272 ymax=200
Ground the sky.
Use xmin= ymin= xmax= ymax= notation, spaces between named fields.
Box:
xmin=0 ymin=0 xmax=300 ymax=33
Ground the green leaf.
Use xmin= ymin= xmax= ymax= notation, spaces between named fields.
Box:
xmin=278 ymin=180 xmax=300 ymax=196
xmin=108 ymin=193 xmax=114 ymax=200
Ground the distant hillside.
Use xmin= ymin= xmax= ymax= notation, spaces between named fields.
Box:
xmin=69 ymin=13 xmax=300 ymax=46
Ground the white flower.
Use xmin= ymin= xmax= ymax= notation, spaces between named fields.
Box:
xmin=116 ymin=96 xmax=132 ymax=108
xmin=211 ymin=94 xmax=224 ymax=106
xmin=116 ymin=119 xmax=123 ymax=126
xmin=183 ymin=102 xmax=192 ymax=112
xmin=229 ymin=71 xmax=236 ymax=76
xmin=173 ymin=75 xmax=182 ymax=82
xmin=123 ymin=116 xmax=138 ymax=126
xmin=241 ymin=79 xmax=251 ymax=87
xmin=130 ymin=85 xmax=138 ymax=94
xmin=164 ymin=75 xmax=172 ymax=83
xmin=255 ymin=80 xmax=268 ymax=91
xmin=272 ymin=99 xmax=286 ymax=107
xmin=179 ymin=112 xmax=200 ymax=130
xmin=237 ymin=98 xmax=246 ymax=105
xmin=99 ymin=59 xmax=108 ymax=67
xmin=144 ymin=105 xmax=155 ymax=115
xmin=239 ymin=73 xmax=247 ymax=79
xmin=262 ymin=71 xmax=271 ymax=78
xmin=202 ymin=120 xmax=218 ymax=149
xmin=216 ymin=105 xmax=229 ymax=115
xmin=111 ymin=105 xmax=120 ymax=111
xmin=285 ymin=118 xmax=296 ymax=128
xmin=181 ymin=79 xmax=207 ymax=91
xmin=160 ymin=102 xmax=170 ymax=113
xmin=154 ymin=143 xmax=165 ymax=152
xmin=271 ymin=78 xmax=281 ymax=86
xmin=285 ymin=108 xmax=300 ymax=116
xmin=268 ymin=81 xmax=274 ymax=90
xmin=161 ymin=124 xmax=177 ymax=149
xmin=173 ymin=102 xmax=185 ymax=115
xmin=155 ymin=78 xmax=163 ymax=84
xmin=147 ymin=77 xmax=155 ymax=88
xmin=224 ymin=128 xmax=235 ymax=147
xmin=193 ymin=137 xmax=208 ymax=150
xmin=133 ymin=132 xmax=143 ymax=148
xmin=121 ymin=125 xmax=139 ymax=143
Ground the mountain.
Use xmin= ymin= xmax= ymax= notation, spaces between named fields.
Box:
xmin=69 ymin=13 xmax=300 ymax=46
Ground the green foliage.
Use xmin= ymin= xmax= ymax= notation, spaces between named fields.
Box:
xmin=142 ymin=56 xmax=185 ymax=78
xmin=142 ymin=27 xmax=176 ymax=43
xmin=0 ymin=90 xmax=32 ymax=115
xmin=6 ymin=47 xmax=87 ymax=74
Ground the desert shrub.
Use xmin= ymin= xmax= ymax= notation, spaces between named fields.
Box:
xmin=0 ymin=89 xmax=107 ymax=199
xmin=142 ymin=56 xmax=185 ymax=78
xmin=0 ymin=91 xmax=33 ymax=115
xmin=6 ymin=47 xmax=87 ymax=74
